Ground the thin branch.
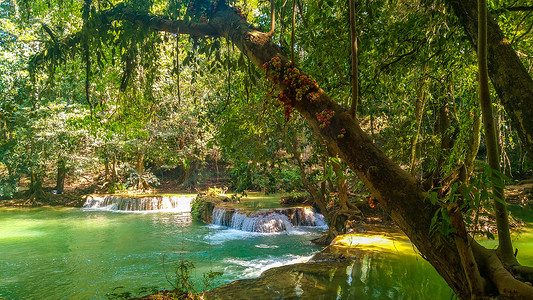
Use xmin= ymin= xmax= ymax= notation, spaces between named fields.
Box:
xmin=349 ymin=0 xmax=358 ymax=118
xmin=41 ymin=23 xmax=58 ymax=44
xmin=447 ymin=203 xmax=486 ymax=297
xmin=296 ymin=0 xmax=308 ymax=28
xmin=266 ymin=0 xmax=276 ymax=37
xmin=176 ymin=30 xmax=181 ymax=104
xmin=506 ymin=5 xmax=533 ymax=12
xmin=291 ymin=0 xmax=296 ymax=62
xmin=103 ymin=3 xmax=218 ymax=37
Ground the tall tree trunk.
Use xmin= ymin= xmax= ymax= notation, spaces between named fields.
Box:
xmin=104 ymin=157 xmax=110 ymax=181
xmin=136 ymin=151 xmax=145 ymax=190
xmin=349 ymin=0 xmax=359 ymax=118
xmin=55 ymin=159 xmax=67 ymax=194
xmin=409 ymin=66 xmax=428 ymax=175
xmin=112 ymin=154 xmax=118 ymax=180
xmin=477 ymin=0 xmax=515 ymax=263
xmin=27 ymin=169 xmax=46 ymax=204
xmin=447 ymin=0 xmax=533 ymax=161
xmin=466 ymin=110 xmax=482 ymax=177
xmin=290 ymin=134 xmax=328 ymax=217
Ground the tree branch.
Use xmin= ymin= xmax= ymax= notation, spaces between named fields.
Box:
xmin=30 ymin=4 xmax=220 ymax=69
xmin=103 ymin=4 xmax=219 ymax=37
xmin=266 ymin=0 xmax=276 ymax=37
xmin=448 ymin=203 xmax=487 ymax=297
xmin=505 ymin=6 xmax=533 ymax=12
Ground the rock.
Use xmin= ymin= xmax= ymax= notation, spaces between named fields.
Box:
xmin=191 ymin=195 xmax=224 ymax=223
xmin=211 ymin=207 xmax=327 ymax=232
xmin=203 ymin=231 xmax=408 ymax=299
xmin=203 ymin=261 xmax=352 ymax=300
xmin=280 ymin=195 xmax=311 ymax=206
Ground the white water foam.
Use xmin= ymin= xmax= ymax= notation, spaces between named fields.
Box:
xmin=223 ymin=254 xmax=313 ymax=278
xmin=211 ymin=207 xmax=328 ymax=233
xmin=201 ymin=228 xmax=263 ymax=245
xmin=255 ymin=244 xmax=280 ymax=249
xmin=82 ymin=195 xmax=195 ymax=213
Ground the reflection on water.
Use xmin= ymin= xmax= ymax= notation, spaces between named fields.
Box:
xmin=0 ymin=207 xmax=323 ymax=300
xmin=1 ymin=207 xmax=532 ymax=300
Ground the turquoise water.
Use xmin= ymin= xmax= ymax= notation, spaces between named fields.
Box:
xmin=1 ymin=206 xmax=532 ymax=299
xmin=0 ymin=207 xmax=324 ymax=299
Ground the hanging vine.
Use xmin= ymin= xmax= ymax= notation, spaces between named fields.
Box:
xmin=176 ymin=11 xmax=182 ymax=104
xmin=291 ymin=0 xmax=296 ymax=63
xmin=267 ymin=0 xmax=275 ymax=37
xmin=82 ymin=0 xmax=93 ymax=117
xmin=226 ymin=38 xmax=231 ymax=102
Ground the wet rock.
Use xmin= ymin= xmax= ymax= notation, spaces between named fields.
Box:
xmin=211 ymin=207 xmax=327 ymax=232
xmin=191 ymin=195 xmax=224 ymax=223
xmin=203 ymin=261 xmax=352 ymax=300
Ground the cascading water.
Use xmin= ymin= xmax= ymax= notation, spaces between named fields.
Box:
xmin=212 ymin=207 xmax=327 ymax=233
xmin=82 ymin=194 xmax=195 ymax=212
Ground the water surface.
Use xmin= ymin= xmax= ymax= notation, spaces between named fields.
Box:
xmin=2 ymin=206 xmax=532 ymax=299
xmin=0 ymin=207 xmax=323 ymax=299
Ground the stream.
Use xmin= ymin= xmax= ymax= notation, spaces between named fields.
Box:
xmin=1 ymin=204 xmax=532 ymax=299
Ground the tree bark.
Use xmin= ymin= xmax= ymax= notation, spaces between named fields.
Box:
xmin=476 ymin=0 xmax=515 ymax=264
xmin=349 ymin=0 xmax=359 ymax=118
xmin=466 ymin=110 xmax=482 ymax=177
xmin=27 ymin=169 xmax=47 ymax=204
xmin=447 ymin=0 xmax=533 ymax=161
xmin=409 ymin=66 xmax=428 ymax=175
xmin=55 ymin=159 xmax=67 ymax=194
xmin=290 ymin=134 xmax=328 ymax=218
xmin=104 ymin=157 xmax=110 ymax=181
xmin=136 ymin=151 xmax=146 ymax=190
xmin=112 ymin=154 xmax=118 ymax=180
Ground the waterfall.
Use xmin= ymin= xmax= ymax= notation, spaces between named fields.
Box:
xmin=82 ymin=195 xmax=195 ymax=212
xmin=274 ymin=207 xmax=327 ymax=227
xmin=212 ymin=207 xmax=327 ymax=233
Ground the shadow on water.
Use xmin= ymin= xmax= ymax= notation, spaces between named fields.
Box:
xmin=2 ymin=204 xmax=532 ymax=299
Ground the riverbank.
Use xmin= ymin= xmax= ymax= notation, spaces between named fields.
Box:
xmin=0 ymin=191 xmax=86 ymax=207
xmin=134 ymin=226 xmax=456 ymax=300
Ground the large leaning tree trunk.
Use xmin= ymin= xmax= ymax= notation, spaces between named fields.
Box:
xmin=33 ymin=2 xmax=533 ymax=299
xmin=447 ymin=0 xmax=533 ymax=161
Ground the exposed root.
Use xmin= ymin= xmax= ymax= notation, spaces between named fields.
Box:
xmin=510 ymin=265 xmax=533 ymax=283
xmin=448 ymin=203 xmax=487 ymax=298
xmin=472 ymin=242 xmax=533 ymax=299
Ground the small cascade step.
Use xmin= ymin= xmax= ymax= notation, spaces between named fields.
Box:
xmin=83 ymin=194 xmax=196 ymax=212
xmin=212 ymin=207 xmax=327 ymax=233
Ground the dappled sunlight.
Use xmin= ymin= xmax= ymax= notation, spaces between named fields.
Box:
xmin=332 ymin=232 xmax=416 ymax=255
xmin=226 ymin=192 xmax=286 ymax=210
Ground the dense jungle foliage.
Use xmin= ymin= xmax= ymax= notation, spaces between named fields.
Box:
xmin=2 ymin=0 xmax=533 ymax=298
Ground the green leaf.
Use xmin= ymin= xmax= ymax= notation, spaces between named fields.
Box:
xmin=491 ymin=192 xmax=508 ymax=206
xmin=429 ymin=191 xmax=438 ymax=205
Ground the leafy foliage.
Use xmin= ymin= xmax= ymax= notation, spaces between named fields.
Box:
xmin=428 ymin=163 xmax=514 ymax=240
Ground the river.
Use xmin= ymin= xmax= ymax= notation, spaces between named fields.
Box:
xmin=1 ymin=204 xmax=531 ymax=299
